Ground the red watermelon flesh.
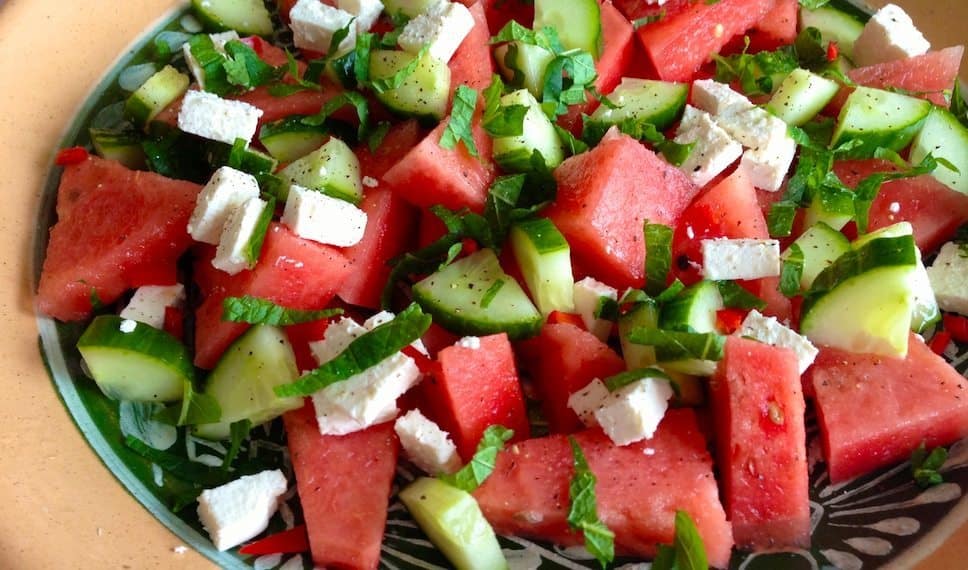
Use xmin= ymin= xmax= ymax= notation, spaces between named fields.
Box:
xmin=481 ymin=0 xmax=534 ymax=35
xmin=37 ymin=156 xmax=200 ymax=321
xmin=423 ymin=334 xmax=530 ymax=460
xmin=473 ymin=411 xmax=734 ymax=568
xmin=711 ymin=337 xmax=810 ymax=550
xmin=193 ymin=223 xmax=353 ymax=368
xmin=746 ymin=0 xmax=798 ymax=52
xmin=449 ymin=1 xmax=494 ymax=94
xmin=517 ymin=322 xmax=626 ymax=434
xmin=546 ymin=130 xmax=700 ymax=289
xmin=848 ymin=46 xmax=964 ymax=108
xmin=613 ymin=0 xmax=692 ymax=21
xmin=637 ymin=0 xmax=780 ymax=82
xmin=811 ymin=333 xmax=968 ymax=483
xmin=834 ymin=159 xmax=968 ymax=253
xmin=354 ymin=119 xmax=424 ymax=181
xmin=283 ymin=403 xmax=398 ymax=570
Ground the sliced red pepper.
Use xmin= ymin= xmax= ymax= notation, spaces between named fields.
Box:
xmin=716 ymin=308 xmax=746 ymax=335
xmin=238 ymin=524 xmax=309 ymax=556
xmin=548 ymin=310 xmax=586 ymax=330
xmin=826 ymin=41 xmax=839 ymax=62
xmin=459 ymin=238 xmax=479 ymax=257
xmin=943 ymin=314 xmax=968 ymax=343
xmin=929 ymin=331 xmax=952 ymax=355
xmin=54 ymin=146 xmax=89 ymax=166
xmin=163 ymin=306 xmax=184 ymax=342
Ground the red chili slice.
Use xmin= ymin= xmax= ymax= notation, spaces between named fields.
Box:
xmin=238 ymin=525 xmax=309 ymax=555
xmin=163 ymin=306 xmax=184 ymax=342
xmin=548 ymin=310 xmax=586 ymax=330
xmin=716 ymin=308 xmax=746 ymax=335
xmin=826 ymin=41 xmax=839 ymax=62
xmin=943 ymin=314 xmax=968 ymax=343
xmin=54 ymin=146 xmax=89 ymax=166
xmin=929 ymin=331 xmax=952 ymax=355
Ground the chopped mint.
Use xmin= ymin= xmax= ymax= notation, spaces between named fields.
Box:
xmin=652 ymin=511 xmax=710 ymax=570
xmin=644 ymin=222 xmax=674 ymax=297
xmin=627 ymin=328 xmax=726 ymax=362
xmin=220 ymin=419 xmax=252 ymax=472
xmin=780 ymin=244 xmax=805 ymax=297
xmin=911 ymin=441 xmax=948 ymax=488
xmin=567 ymin=438 xmax=615 ymax=569
xmin=439 ymin=425 xmax=514 ymax=492
xmin=716 ymin=280 xmax=767 ymax=311
xmin=221 ymin=296 xmax=344 ymax=325
xmin=440 ymin=85 xmax=480 ymax=157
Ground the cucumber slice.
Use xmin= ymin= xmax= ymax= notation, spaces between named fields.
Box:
xmin=799 ymin=5 xmax=866 ymax=60
xmin=383 ymin=0 xmax=438 ymax=18
xmin=831 ymin=87 xmax=932 ymax=159
xmin=193 ymin=325 xmax=303 ymax=440
xmin=910 ymin=107 xmax=968 ymax=195
xmin=589 ymin=78 xmax=689 ymax=131
xmin=278 ymin=137 xmax=363 ymax=204
xmin=369 ymin=49 xmax=451 ymax=122
xmin=412 ymin=249 xmax=543 ymax=340
xmin=89 ymin=128 xmax=146 ymax=169
xmin=399 ymin=477 xmax=508 ymax=570
xmin=494 ymin=42 xmax=556 ymax=99
xmin=77 ymin=315 xmax=193 ymax=402
xmin=190 ymin=0 xmax=274 ymax=37
xmin=534 ymin=0 xmax=601 ymax=59
xmin=492 ymin=89 xmax=565 ymax=172
xmin=660 ymin=280 xmax=723 ymax=333
xmin=124 ymin=65 xmax=189 ymax=128
xmin=207 ymin=140 xmax=279 ymax=177
xmin=509 ymin=217 xmax=574 ymax=315
xmin=766 ymin=69 xmax=840 ymax=126
xmin=801 ymin=235 xmax=918 ymax=357
xmin=783 ymin=222 xmax=851 ymax=291
xmin=259 ymin=116 xmax=330 ymax=163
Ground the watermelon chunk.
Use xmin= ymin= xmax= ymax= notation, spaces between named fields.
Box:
xmin=472 ymin=411 xmax=734 ymax=568
xmin=354 ymin=120 xmax=424 ymax=181
xmin=193 ymin=223 xmax=353 ymax=369
xmin=711 ymin=337 xmax=810 ymax=550
xmin=449 ymin=1 xmax=493 ymax=93
xmin=811 ymin=333 xmax=968 ymax=483
xmin=613 ymin=0 xmax=691 ymax=21
xmin=421 ymin=334 xmax=530 ymax=460
xmin=847 ymin=46 xmax=965 ymax=108
xmin=283 ymin=403 xmax=398 ymax=570
xmin=518 ymin=322 xmax=626 ymax=434
xmin=481 ymin=0 xmax=534 ymax=35
xmin=37 ymin=156 xmax=200 ymax=321
xmin=746 ymin=0 xmax=798 ymax=52
xmin=546 ymin=130 xmax=700 ymax=289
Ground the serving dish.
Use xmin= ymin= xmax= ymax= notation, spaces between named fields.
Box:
xmin=1 ymin=0 xmax=967 ymax=568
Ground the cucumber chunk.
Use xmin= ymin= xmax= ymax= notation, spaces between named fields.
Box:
xmin=207 ymin=140 xmax=279 ymax=177
xmin=589 ymin=78 xmax=688 ymax=131
xmin=831 ymin=87 xmax=931 ymax=159
xmin=766 ymin=69 xmax=840 ymax=126
xmin=77 ymin=315 xmax=193 ymax=403
xmin=190 ymin=0 xmax=274 ymax=37
xmin=89 ymin=128 xmax=146 ymax=169
xmin=509 ymin=217 xmax=574 ymax=315
xmin=660 ymin=280 xmax=723 ymax=333
xmin=910 ymin=106 xmax=968 ymax=195
xmin=413 ymin=249 xmax=542 ymax=340
xmin=494 ymin=42 xmax=556 ymax=98
xmin=124 ymin=65 xmax=190 ymax=128
xmin=492 ymin=89 xmax=565 ymax=171
xmin=399 ymin=477 xmax=508 ymax=570
xmin=369 ymin=49 xmax=451 ymax=122
xmin=259 ymin=117 xmax=330 ymax=163
xmin=534 ymin=0 xmax=601 ymax=59
xmin=799 ymin=5 xmax=866 ymax=61
xmin=783 ymin=222 xmax=851 ymax=291
xmin=278 ymin=137 xmax=363 ymax=204
xmin=193 ymin=325 xmax=303 ymax=440
xmin=801 ymin=235 xmax=918 ymax=357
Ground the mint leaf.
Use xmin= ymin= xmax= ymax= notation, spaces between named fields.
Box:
xmin=652 ymin=511 xmax=710 ymax=570
xmin=222 ymin=296 xmax=344 ymax=325
xmin=440 ymin=85 xmax=480 ymax=157
xmin=301 ymin=91 xmax=370 ymax=140
xmin=644 ymin=222 xmax=674 ymax=296
xmin=542 ymin=50 xmax=598 ymax=117
xmin=716 ymin=280 xmax=767 ymax=310
xmin=594 ymin=296 xmax=619 ymax=321
xmin=490 ymin=21 xmax=563 ymax=53
xmin=603 ymin=367 xmax=671 ymax=392
xmin=798 ymin=0 xmax=832 ymax=8
xmin=854 ymin=152 xmax=939 ymax=233
xmin=223 ymin=40 xmax=282 ymax=90
xmin=275 ymin=303 xmax=433 ymax=397
xmin=780 ymin=244 xmax=805 ymax=296
xmin=481 ymin=75 xmax=528 ymax=137
xmin=911 ymin=441 xmax=948 ymax=488
xmin=480 ymin=279 xmax=505 ymax=309
xmin=439 ymin=425 xmax=514 ymax=491
xmin=369 ymin=45 xmax=429 ymax=93
xmin=627 ymin=328 xmax=726 ymax=362
xmin=242 ymin=195 xmax=275 ymax=266
xmin=186 ymin=34 xmax=232 ymax=96
xmin=221 ymin=419 xmax=252 ymax=472
xmin=567 ymin=438 xmax=615 ymax=569
xmin=124 ymin=436 xmax=230 ymax=487
xmin=268 ymin=50 xmax=323 ymax=97
xmin=951 ymin=82 xmax=968 ymax=129
xmin=714 ymin=38 xmax=798 ymax=96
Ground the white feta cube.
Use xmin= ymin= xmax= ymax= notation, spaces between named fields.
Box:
xmin=714 ymin=104 xmax=795 ymax=191
xmin=594 ymin=376 xmax=674 ymax=446
xmin=394 ymin=409 xmax=462 ymax=475
xmin=691 ymin=79 xmax=754 ymax=116
xmin=572 ymin=277 xmax=618 ymax=342
xmin=456 ymin=336 xmax=482 ymax=350
xmin=567 ymin=378 xmax=610 ymax=428
xmin=290 ymin=0 xmax=358 ymax=53
xmin=674 ymin=105 xmax=743 ymax=188
xmin=737 ymin=310 xmax=818 ymax=374
xmin=281 ymin=185 xmax=367 ymax=247
xmin=177 ymin=90 xmax=263 ymax=145
xmin=701 ymin=238 xmax=781 ymax=281
xmin=338 ymin=0 xmax=384 ymax=32
xmin=739 ymin=135 xmax=797 ymax=192
xmin=119 ymin=284 xmax=186 ymax=329
xmin=181 ymin=31 xmax=240 ymax=89
xmin=397 ymin=0 xmax=475 ymax=63
xmin=211 ymin=196 xmax=269 ymax=275
xmin=196 ymin=469 xmax=288 ymax=551
xmin=188 ymin=166 xmax=261 ymax=244
xmin=927 ymin=242 xmax=968 ymax=316
xmin=851 ymin=4 xmax=931 ymax=68
xmin=310 ymin=316 xmax=368 ymax=365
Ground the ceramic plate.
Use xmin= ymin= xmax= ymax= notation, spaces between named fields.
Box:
xmin=3 ymin=0 xmax=967 ymax=568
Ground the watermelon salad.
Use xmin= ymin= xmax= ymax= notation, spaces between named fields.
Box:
xmin=35 ymin=0 xmax=968 ymax=567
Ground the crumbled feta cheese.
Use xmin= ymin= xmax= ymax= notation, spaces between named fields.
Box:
xmin=337 ymin=0 xmax=384 ymax=32
xmin=456 ymin=336 xmax=482 ymax=350
xmin=119 ymin=319 xmax=138 ymax=333
xmin=211 ymin=196 xmax=269 ymax=275
xmin=927 ymin=242 xmax=968 ymax=316
xmin=363 ymin=310 xmax=396 ymax=329
xmin=397 ymin=0 xmax=475 ymax=63
xmin=188 ymin=166 xmax=262 ymax=244
xmin=888 ymin=202 xmax=901 ymax=214
xmin=594 ymin=377 xmax=674 ymax=446
xmin=119 ymin=284 xmax=186 ymax=329
xmin=181 ymin=31 xmax=239 ymax=88
xmin=852 ymin=3 xmax=930 ymax=67
xmin=567 ymin=378 xmax=610 ymax=428
xmin=394 ymin=409 xmax=462 ymax=475
xmin=290 ymin=0 xmax=357 ymax=53
xmin=701 ymin=238 xmax=781 ymax=280
xmin=196 ymin=469 xmax=288 ymax=551
xmin=674 ymin=105 xmax=743 ymax=188
xmin=738 ymin=310 xmax=819 ymax=374
xmin=715 ymin=104 xmax=796 ymax=192
xmin=691 ymin=79 xmax=754 ymax=116
xmin=572 ymin=277 xmax=618 ymax=342
xmin=281 ymin=185 xmax=368 ymax=247
xmin=177 ymin=90 xmax=263 ymax=145
xmin=362 ymin=175 xmax=379 ymax=188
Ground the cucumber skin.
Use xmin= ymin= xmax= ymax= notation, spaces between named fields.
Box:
xmin=660 ymin=281 xmax=723 ymax=333
xmin=910 ymin=107 xmax=968 ymax=195
xmin=534 ymin=0 xmax=602 ymax=59
xmin=124 ymin=66 xmax=189 ymax=127
xmin=590 ymin=80 xmax=689 ymax=131
xmin=190 ymin=0 xmax=274 ymax=37
xmin=831 ymin=88 xmax=931 ymax=159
